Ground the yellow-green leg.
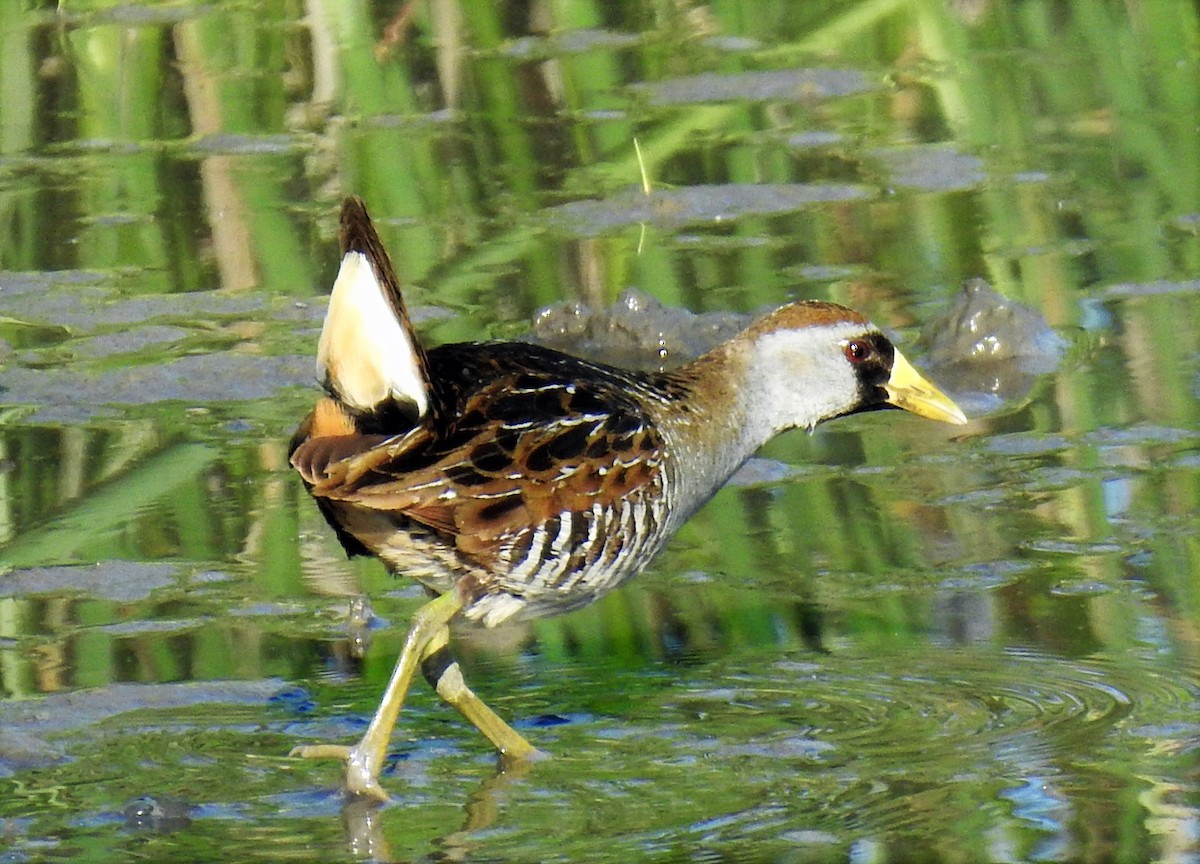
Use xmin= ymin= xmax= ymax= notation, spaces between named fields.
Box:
xmin=419 ymin=627 xmax=539 ymax=763
xmin=290 ymin=590 xmax=538 ymax=801
xmin=290 ymin=591 xmax=464 ymax=802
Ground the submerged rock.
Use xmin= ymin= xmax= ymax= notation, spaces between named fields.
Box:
xmin=530 ymin=288 xmax=749 ymax=371
xmin=123 ymin=795 xmax=193 ymax=833
xmin=920 ymin=278 xmax=1067 ymax=413
xmin=533 ymin=279 xmax=1060 ymax=417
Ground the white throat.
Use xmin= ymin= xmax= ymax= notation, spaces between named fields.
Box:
xmin=737 ymin=321 xmax=866 ymax=446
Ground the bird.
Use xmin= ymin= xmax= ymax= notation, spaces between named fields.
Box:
xmin=289 ymin=196 xmax=967 ymax=801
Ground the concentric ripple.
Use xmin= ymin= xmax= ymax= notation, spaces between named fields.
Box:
xmin=660 ymin=646 xmax=1198 ymax=835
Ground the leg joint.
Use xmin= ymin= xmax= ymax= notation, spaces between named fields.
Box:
xmin=420 ymin=644 xmax=456 ymax=691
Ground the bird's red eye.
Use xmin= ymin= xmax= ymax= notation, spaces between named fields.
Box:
xmin=843 ymin=339 xmax=871 ymax=364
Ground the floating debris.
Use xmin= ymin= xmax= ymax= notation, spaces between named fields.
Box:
xmin=633 ymin=68 xmax=875 ymax=106
xmin=547 ymin=183 xmax=870 ymax=236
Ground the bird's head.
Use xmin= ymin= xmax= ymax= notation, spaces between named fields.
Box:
xmin=737 ymin=301 xmax=967 ymax=437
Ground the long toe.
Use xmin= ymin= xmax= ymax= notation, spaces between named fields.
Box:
xmin=290 ymin=743 xmax=393 ymax=803
xmin=289 ymin=743 xmax=353 ymax=760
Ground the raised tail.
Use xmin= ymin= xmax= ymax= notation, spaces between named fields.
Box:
xmin=316 ymin=196 xmax=431 ymax=419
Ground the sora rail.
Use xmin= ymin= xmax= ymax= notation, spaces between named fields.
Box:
xmin=290 ymin=197 xmax=967 ymax=801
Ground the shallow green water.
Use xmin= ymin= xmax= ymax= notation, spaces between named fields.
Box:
xmin=1 ymin=2 xmax=1198 ymax=862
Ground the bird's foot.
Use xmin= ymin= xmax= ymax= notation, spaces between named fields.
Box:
xmin=290 ymin=743 xmax=392 ymax=803
xmin=498 ymin=744 xmax=548 ymax=769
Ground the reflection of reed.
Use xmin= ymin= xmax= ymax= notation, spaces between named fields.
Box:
xmin=0 ymin=2 xmax=1195 ymax=857
xmin=34 ymin=601 xmax=69 ymax=693
xmin=0 ymin=439 xmax=12 ymax=547
xmin=0 ymin=440 xmax=216 ymax=569
xmin=175 ymin=22 xmax=258 ymax=292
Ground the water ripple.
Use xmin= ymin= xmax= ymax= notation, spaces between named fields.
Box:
xmin=664 ymin=647 xmax=1197 ymax=834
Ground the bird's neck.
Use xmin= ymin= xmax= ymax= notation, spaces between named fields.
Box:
xmin=651 ymin=340 xmax=783 ymax=518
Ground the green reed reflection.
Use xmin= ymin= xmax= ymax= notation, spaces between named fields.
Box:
xmin=0 ymin=1 xmax=1197 ymax=862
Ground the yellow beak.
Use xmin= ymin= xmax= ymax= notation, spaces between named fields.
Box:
xmin=885 ymin=350 xmax=968 ymax=425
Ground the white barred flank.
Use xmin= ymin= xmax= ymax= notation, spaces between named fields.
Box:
xmin=489 ymin=476 xmax=672 ymax=615
xmin=507 ymin=522 xmax=549 ymax=584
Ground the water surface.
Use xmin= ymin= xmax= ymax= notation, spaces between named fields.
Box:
xmin=0 ymin=2 xmax=1197 ymax=862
